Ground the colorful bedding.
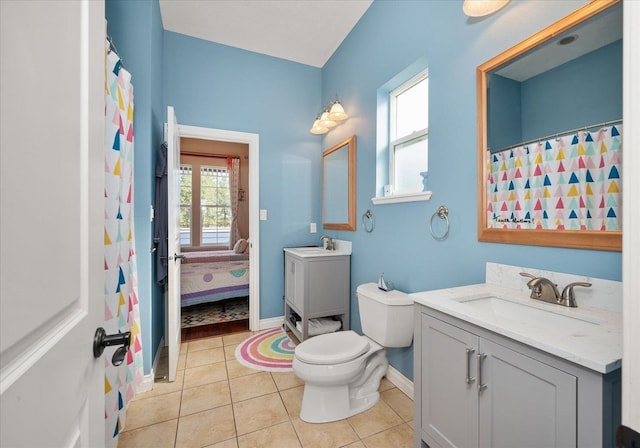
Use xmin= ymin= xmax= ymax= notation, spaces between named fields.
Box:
xmin=180 ymin=257 xmax=249 ymax=307
xmin=183 ymin=250 xmax=249 ymax=264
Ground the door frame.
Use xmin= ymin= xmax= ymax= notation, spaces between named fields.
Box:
xmin=178 ymin=125 xmax=260 ymax=331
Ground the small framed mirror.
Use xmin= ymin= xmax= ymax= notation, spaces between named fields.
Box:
xmin=477 ymin=0 xmax=622 ymax=251
xmin=323 ymin=135 xmax=356 ymax=230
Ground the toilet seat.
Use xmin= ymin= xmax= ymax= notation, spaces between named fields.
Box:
xmin=295 ymin=331 xmax=369 ymax=365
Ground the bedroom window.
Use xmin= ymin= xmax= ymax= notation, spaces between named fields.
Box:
xmin=200 ymin=166 xmax=231 ymax=245
xmin=179 ymin=157 xmax=231 ymax=248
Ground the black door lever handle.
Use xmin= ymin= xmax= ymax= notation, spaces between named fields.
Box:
xmin=93 ymin=327 xmax=131 ymax=366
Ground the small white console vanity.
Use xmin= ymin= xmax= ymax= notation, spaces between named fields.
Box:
xmin=411 ymin=263 xmax=622 ymax=448
xmin=283 ymin=241 xmax=351 ymax=341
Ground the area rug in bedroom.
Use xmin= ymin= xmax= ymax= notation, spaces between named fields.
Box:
xmin=235 ymin=327 xmax=296 ymax=372
xmin=181 ymin=297 xmax=248 ymax=328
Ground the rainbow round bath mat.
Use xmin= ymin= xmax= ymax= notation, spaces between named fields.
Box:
xmin=235 ymin=328 xmax=296 ymax=372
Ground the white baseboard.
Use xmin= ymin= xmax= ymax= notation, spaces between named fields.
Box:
xmin=259 ymin=316 xmax=284 ymax=331
xmin=385 ymin=365 xmax=414 ymax=399
xmin=137 ymin=336 xmax=165 ymax=394
xmin=138 ymin=370 xmax=154 ymax=394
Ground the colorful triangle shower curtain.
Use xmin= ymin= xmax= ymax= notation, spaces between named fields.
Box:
xmin=104 ymin=41 xmax=143 ymax=447
xmin=487 ymin=125 xmax=622 ymax=231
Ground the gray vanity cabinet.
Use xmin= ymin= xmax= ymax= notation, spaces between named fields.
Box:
xmin=478 ymin=338 xmax=577 ymax=447
xmin=283 ymin=251 xmax=350 ymax=341
xmin=419 ymin=314 xmax=479 ymax=448
xmin=415 ymin=305 xmax=620 ymax=448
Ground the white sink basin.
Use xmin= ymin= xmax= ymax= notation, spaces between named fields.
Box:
xmin=455 ymin=295 xmax=603 ymax=332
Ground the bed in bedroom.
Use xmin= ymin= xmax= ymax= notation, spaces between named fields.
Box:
xmin=180 ymin=250 xmax=249 ymax=308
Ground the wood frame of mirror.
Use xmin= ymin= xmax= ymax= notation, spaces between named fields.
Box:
xmin=476 ymin=0 xmax=622 ymax=251
xmin=323 ymin=135 xmax=356 ymax=231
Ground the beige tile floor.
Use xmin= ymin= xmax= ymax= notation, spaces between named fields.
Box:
xmin=118 ymin=331 xmax=414 ymax=448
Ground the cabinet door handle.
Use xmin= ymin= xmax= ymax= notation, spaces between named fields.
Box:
xmin=477 ymin=353 xmax=487 ymax=392
xmin=465 ymin=348 xmax=475 ymax=384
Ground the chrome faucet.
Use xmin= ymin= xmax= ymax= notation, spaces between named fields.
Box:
xmin=520 ymin=272 xmax=591 ymax=307
xmin=319 ymin=234 xmax=335 ymax=250
xmin=559 ymin=281 xmax=592 ymax=307
xmin=521 ymin=273 xmax=561 ymax=304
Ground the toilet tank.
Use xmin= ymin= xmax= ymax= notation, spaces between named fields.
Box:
xmin=356 ymin=283 xmax=414 ymax=348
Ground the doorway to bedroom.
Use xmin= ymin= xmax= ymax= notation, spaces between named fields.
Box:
xmin=174 ymin=126 xmax=260 ymax=341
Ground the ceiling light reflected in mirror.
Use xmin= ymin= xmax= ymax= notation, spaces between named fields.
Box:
xmin=463 ymin=0 xmax=511 ymax=17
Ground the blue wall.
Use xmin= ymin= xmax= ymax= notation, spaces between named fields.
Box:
xmin=163 ymin=32 xmax=323 ymax=320
xmin=320 ymin=0 xmax=621 ymax=379
xmin=488 ymin=38 xmax=622 ymax=151
xmin=105 ymin=0 xmax=164 ymax=375
xmin=521 ymin=39 xmax=622 ymax=141
xmin=488 ymin=73 xmax=522 ymax=151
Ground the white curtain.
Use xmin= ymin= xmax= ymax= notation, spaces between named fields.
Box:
xmin=228 ymin=157 xmax=241 ymax=248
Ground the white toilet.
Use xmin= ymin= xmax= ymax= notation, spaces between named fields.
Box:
xmin=292 ymin=282 xmax=414 ymax=423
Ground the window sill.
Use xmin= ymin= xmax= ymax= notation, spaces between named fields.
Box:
xmin=371 ymin=191 xmax=432 ymax=205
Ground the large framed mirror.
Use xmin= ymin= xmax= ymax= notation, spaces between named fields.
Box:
xmin=323 ymin=135 xmax=356 ymax=230
xmin=477 ymin=0 xmax=622 ymax=251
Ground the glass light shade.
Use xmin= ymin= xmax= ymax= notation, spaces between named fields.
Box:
xmin=310 ymin=120 xmax=328 ymax=135
xmin=319 ymin=111 xmax=337 ymax=128
xmin=462 ymin=0 xmax=510 ymax=17
xmin=328 ymin=102 xmax=348 ymax=121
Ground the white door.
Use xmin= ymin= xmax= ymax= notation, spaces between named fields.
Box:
xmin=167 ymin=106 xmax=182 ymax=382
xmin=0 ymin=0 xmax=105 ymax=446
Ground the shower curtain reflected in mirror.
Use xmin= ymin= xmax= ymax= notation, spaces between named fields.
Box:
xmin=487 ymin=125 xmax=622 ymax=231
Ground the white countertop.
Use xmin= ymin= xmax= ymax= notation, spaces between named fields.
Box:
xmin=411 ymin=283 xmax=622 ymax=374
xmin=284 ymin=240 xmax=352 ymax=258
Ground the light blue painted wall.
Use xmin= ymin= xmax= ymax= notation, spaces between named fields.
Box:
xmin=105 ymin=0 xmax=164 ymax=375
xmin=324 ymin=148 xmax=349 ymax=223
xmin=487 ymin=73 xmax=521 ymax=151
xmin=320 ymin=0 xmax=621 ymax=379
xmin=488 ymin=39 xmax=622 ymax=151
xmin=521 ymin=39 xmax=622 ymax=141
xmin=163 ymin=32 xmax=323 ymax=320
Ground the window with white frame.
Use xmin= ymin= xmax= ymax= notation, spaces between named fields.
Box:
xmin=389 ymin=70 xmax=429 ymax=194
xmin=199 ymin=166 xmax=231 ymax=245
xmin=179 ymin=155 xmax=231 ymax=248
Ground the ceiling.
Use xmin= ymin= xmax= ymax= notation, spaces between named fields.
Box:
xmin=495 ymin=3 xmax=622 ymax=82
xmin=158 ymin=0 xmax=373 ymax=68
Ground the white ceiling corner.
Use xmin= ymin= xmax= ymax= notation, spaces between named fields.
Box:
xmin=159 ymin=0 xmax=373 ymax=68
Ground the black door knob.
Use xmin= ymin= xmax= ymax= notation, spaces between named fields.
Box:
xmin=93 ymin=327 xmax=131 ymax=366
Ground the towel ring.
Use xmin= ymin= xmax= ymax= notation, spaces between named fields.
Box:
xmin=430 ymin=205 xmax=449 ymax=240
xmin=361 ymin=209 xmax=375 ymax=233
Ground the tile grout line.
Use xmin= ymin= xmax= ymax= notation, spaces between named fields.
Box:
xmin=173 ymin=341 xmax=186 ymax=448
xmin=272 ymin=371 xmax=304 ymax=447
xmin=226 ymin=346 xmax=241 ymax=447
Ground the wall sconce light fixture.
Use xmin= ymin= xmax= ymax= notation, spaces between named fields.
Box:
xmin=463 ymin=0 xmax=510 ymax=17
xmin=310 ymin=99 xmax=349 ymax=135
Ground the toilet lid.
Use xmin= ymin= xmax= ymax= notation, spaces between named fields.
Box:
xmin=295 ymin=330 xmax=370 ymax=365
